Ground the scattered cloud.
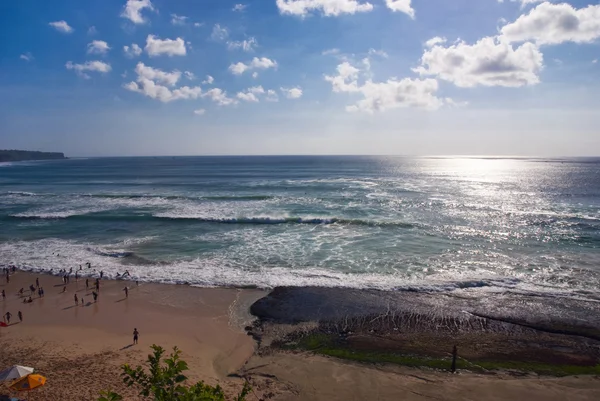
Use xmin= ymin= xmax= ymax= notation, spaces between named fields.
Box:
xmin=49 ymin=20 xmax=73 ymax=33
xmin=194 ymin=108 xmax=206 ymax=115
xmin=237 ymin=91 xmax=260 ymax=102
xmin=124 ymin=43 xmax=143 ymax=58
xmin=425 ymin=36 xmax=447 ymax=48
xmin=194 ymin=22 xmax=203 ymax=27
xmin=184 ymin=71 xmax=196 ymax=80
xmin=211 ymin=24 xmax=229 ymax=41
xmin=384 ymin=0 xmax=415 ymax=18
xmin=121 ymin=0 xmax=154 ymax=24
xmin=202 ymin=88 xmax=238 ymax=106
xmin=66 ymin=61 xmax=111 ymax=79
xmin=145 ymin=35 xmax=186 ymax=57
xmin=414 ymin=36 xmax=543 ymax=88
xmin=281 ymin=87 xmax=303 ymax=99
xmin=252 ymin=72 xmax=259 ymax=79
xmin=498 ymin=0 xmax=544 ymax=8
xmin=171 ymin=14 xmax=188 ymax=25
xmin=124 ymin=62 xmax=202 ymax=102
xmin=593 ymin=59 xmax=598 ymax=64
xmin=87 ymin=40 xmax=111 ymax=55
xmin=275 ymin=0 xmax=373 ymax=17
xmin=88 ymin=26 xmax=98 ymax=35
xmin=266 ymin=89 xmax=279 ymax=102
xmin=227 ymin=37 xmax=258 ymax=52
xmin=325 ymin=61 xmax=446 ymax=113
xmin=20 ymin=53 xmax=33 ymax=62
xmin=368 ymin=48 xmax=389 ymax=58
xmin=202 ymin=75 xmax=214 ymax=84
xmin=229 ymin=57 xmax=278 ymax=75
xmin=322 ymin=48 xmax=341 ymax=56
xmin=500 ymin=3 xmax=600 ymax=45
xmin=233 ymin=4 xmax=248 ymax=12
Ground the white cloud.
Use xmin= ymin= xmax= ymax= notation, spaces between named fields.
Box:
xmin=88 ymin=26 xmax=98 ymax=35
xmin=325 ymin=61 xmax=446 ymax=113
xmin=248 ymin=86 xmax=265 ymax=95
xmin=229 ymin=57 xmax=278 ymax=75
xmin=368 ymin=48 xmax=389 ymax=58
xmin=171 ymin=14 xmax=188 ymax=25
xmin=184 ymin=71 xmax=196 ymax=80
xmin=121 ymin=0 xmax=154 ymax=24
xmin=275 ymin=0 xmax=373 ymax=17
xmin=211 ymin=24 xmax=229 ymax=41
xmin=266 ymin=89 xmax=279 ymax=102
xmin=237 ymin=92 xmax=260 ymax=102
xmin=87 ymin=40 xmax=110 ymax=55
xmin=202 ymin=88 xmax=238 ymax=106
xmin=194 ymin=108 xmax=206 ymax=115
xmin=145 ymin=35 xmax=186 ymax=57
xmin=384 ymin=0 xmax=415 ymax=18
xmin=202 ymin=75 xmax=214 ymax=84
xmin=124 ymin=63 xmax=202 ymax=103
xmin=322 ymin=48 xmax=341 ymax=55
xmin=425 ymin=36 xmax=447 ymax=48
xmin=498 ymin=0 xmax=544 ymax=8
xmin=194 ymin=22 xmax=203 ymax=27
xmin=49 ymin=20 xmax=73 ymax=33
xmin=252 ymin=72 xmax=259 ymax=79
xmin=20 ymin=53 xmax=33 ymax=61
xmin=227 ymin=37 xmax=258 ymax=52
xmin=500 ymin=3 xmax=600 ymax=45
xmin=281 ymin=86 xmax=303 ymax=99
xmin=66 ymin=60 xmax=111 ymax=79
xmin=124 ymin=43 xmax=142 ymax=58
xmin=135 ymin=62 xmax=181 ymax=86
xmin=593 ymin=59 xmax=598 ymax=64
xmin=233 ymin=4 xmax=248 ymax=12
xmin=414 ymin=36 xmax=543 ymax=88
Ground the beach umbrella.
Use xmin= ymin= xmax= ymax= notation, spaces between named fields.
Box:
xmin=0 ymin=366 xmax=33 ymax=382
xmin=9 ymin=374 xmax=46 ymax=391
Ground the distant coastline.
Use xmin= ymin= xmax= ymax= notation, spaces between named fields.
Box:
xmin=0 ymin=149 xmax=67 ymax=162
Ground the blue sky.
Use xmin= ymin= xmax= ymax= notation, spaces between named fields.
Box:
xmin=1 ymin=0 xmax=599 ymax=156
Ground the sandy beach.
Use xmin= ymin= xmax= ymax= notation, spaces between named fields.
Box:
xmin=1 ymin=270 xmax=600 ymax=400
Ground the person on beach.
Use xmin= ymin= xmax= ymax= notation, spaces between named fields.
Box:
xmin=74 ymin=294 xmax=78 ymax=306
xmin=86 ymin=278 xmax=89 ymax=289
xmin=81 ymin=297 xmax=84 ymax=306
xmin=92 ymin=291 xmax=98 ymax=302
xmin=36 ymin=277 xmax=40 ymax=288
xmin=5 ymin=312 xmax=12 ymax=324
xmin=1 ymin=289 xmax=5 ymax=300
xmin=18 ymin=311 xmax=22 ymax=322
xmin=133 ymin=328 xmax=139 ymax=344
xmin=75 ymin=271 xmax=79 ymax=281
xmin=124 ymin=287 xmax=129 ymax=298
xmin=37 ymin=287 xmax=41 ymax=298
xmin=86 ymin=262 xmax=91 ymax=269
xmin=62 ymin=286 xmax=66 ymax=293
xmin=100 ymin=271 xmax=104 ymax=279
xmin=40 ymin=287 xmax=44 ymax=297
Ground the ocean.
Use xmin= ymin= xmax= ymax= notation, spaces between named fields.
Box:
xmin=1 ymin=156 xmax=599 ymax=300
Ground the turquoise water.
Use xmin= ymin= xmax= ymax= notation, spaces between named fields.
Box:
xmin=1 ymin=156 xmax=599 ymax=298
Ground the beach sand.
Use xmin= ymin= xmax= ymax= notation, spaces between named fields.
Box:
xmin=1 ymin=270 xmax=600 ymax=400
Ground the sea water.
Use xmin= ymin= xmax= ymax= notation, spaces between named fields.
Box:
xmin=1 ymin=156 xmax=599 ymax=300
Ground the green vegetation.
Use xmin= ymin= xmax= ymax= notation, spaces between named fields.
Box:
xmin=288 ymin=332 xmax=600 ymax=377
xmin=0 ymin=149 xmax=66 ymax=162
xmin=99 ymin=345 xmax=250 ymax=401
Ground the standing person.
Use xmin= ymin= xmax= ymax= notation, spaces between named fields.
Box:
xmin=5 ymin=312 xmax=12 ymax=324
xmin=1 ymin=289 xmax=5 ymax=300
xmin=100 ymin=270 xmax=104 ymax=279
xmin=36 ymin=277 xmax=40 ymax=288
xmin=75 ymin=271 xmax=79 ymax=281
xmin=18 ymin=311 xmax=23 ymax=322
xmin=74 ymin=294 xmax=78 ymax=306
xmin=86 ymin=278 xmax=89 ymax=290
xmin=92 ymin=291 xmax=98 ymax=303
xmin=133 ymin=328 xmax=139 ymax=345
xmin=37 ymin=287 xmax=41 ymax=298
xmin=40 ymin=287 xmax=44 ymax=297
xmin=123 ymin=287 xmax=129 ymax=298
xmin=81 ymin=297 xmax=84 ymax=306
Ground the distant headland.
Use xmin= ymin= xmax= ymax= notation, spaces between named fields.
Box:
xmin=0 ymin=149 xmax=67 ymax=162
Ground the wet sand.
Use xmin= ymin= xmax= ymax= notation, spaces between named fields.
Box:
xmin=1 ymin=271 xmax=600 ymax=400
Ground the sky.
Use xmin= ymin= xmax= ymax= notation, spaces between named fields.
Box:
xmin=0 ymin=0 xmax=599 ymax=157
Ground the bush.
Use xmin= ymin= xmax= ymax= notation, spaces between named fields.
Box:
xmin=100 ymin=345 xmax=250 ymax=401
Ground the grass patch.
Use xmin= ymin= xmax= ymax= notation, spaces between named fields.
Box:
xmin=286 ymin=333 xmax=600 ymax=376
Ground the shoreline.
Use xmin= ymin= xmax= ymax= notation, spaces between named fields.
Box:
xmin=2 ymin=270 xmax=600 ymax=400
